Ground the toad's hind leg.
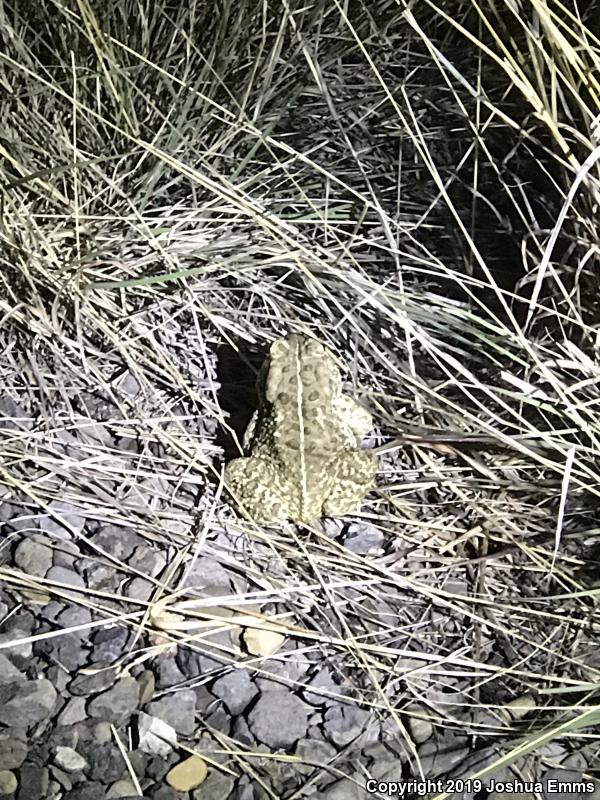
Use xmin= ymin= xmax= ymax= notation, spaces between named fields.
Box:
xmin=322 ymin=450 xmax=376 ymax=517
xmin=224 ymin=456 xmax=292 ymax=524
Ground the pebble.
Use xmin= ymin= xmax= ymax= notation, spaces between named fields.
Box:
xmin=0 ymin=396 xmax=32 ymax=430
xmin=212 ymin=669 xmax=258 ymax=715
xmin=0 ymin=678 xmax=57 ymax=728
xmin=87 ymin=743 xmax=125 ymax=782
xmin=323 ymin=703 xmax=371 ymax=747
xmin=343 ymin=524 xmax=385 ymax=554
xmin=17 ymin=764 xmax=49 ymax=800
xmin=180 ymin=556 xmax=232 ymax=590
xmin=54 ymin=745 xmax=87 ymax=772
xmin=406 ymin=706 xmax=433 ymax=743
xmin=418 ymin=734 xmax=470 ymax=777
xmin=93 ymin=722 xmax=113 ymax=744
xmin=191 ymin=769 xmax=235 ymax=799
xmin=39 ymin=500 xmax=85 ymax=540
xmin=542 ymin=769 xmax=600 ymax=799
xmin=0 ymin=770 xmax=17 ymax=795
xmin=302 ymin=667 xmax=339 ymax=706
xmin=248 ymin=691 xmax=311 ymax=749
xmin=502 ymin=693 xmax=536 ymax=720
xmin=243 ymin=627 xmax=285 ymax=657
xmin=137 ymin=713 xmax=177 ymax=757
xmin=147 ymin=689 xmax=197 ymax=735
xmin=0 ymin=653 xmax=25 ymax=684
xmin=137 ymin=669 xmax=155 ymax=706
xmin=166 ymin=755 xmax=208 ymax=791
xmin=62 ymin=780 xmax=109 ymax=799
xmin=69 ymin=665 xmax=117 ymax=696
xmin=88 ymin=676 xmax=139 ymax=725
xmin=91 ymin=627 xmax=131 ymax=662
xmin=0 ymin=729 xmax=28 ymax=769
xmin=46 ymin=566 xmax=85 ymax=588
xmin=0 ymin=622 xmax=33 ymax=658
xmin=295 ymin=739 xmax=337 ymax=774
xmin=90 ymin=525 xmax=141 ymax=562
xmin=14 ymin=535 xmax=54 ymax=576
xmin=57 ymin=697 xmax=87 ymax=726
xmin=106 ymin=778 xmax=140 ymax=798
xmin=124 ymin=576 xmax=154 ymax=602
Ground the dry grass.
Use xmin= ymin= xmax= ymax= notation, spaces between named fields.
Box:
xmin=1 ymin=0 xmax=599 ymax=794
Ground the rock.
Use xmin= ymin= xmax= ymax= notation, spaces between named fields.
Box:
xmin=191 ymin=769 xmax=235 ymax=799
xmin=63 ymin=782 xmax=109 ymax=799
xmin=90 ymin=526 xmax=142 ymax=562
xmin=93 ymin=722 xmax=113 ymax=744
xmin=542 ymin=769 xmax=599 ymax=800
xmin=501 ymin=694 xmax=536 ymax=720
xmin=52 ymin=539 xmax=80 ymax=569
xmin=68 ymin=665 xmax=117 ymax=696
xmin=84 ymin=563 xmax=119 ymax=593
xmin=194 ymin=684 xmax=217 ymax=714
xmin=0 ymin=729 xmax=28 ymax=769
xmin=0 ymin=396 xmax=32 ymax=430
xmin=146 ymin=754 xmax=172 ymax=782
xmin=51 ymin=764 xmax=73 ymax=791
xmin=323 ymin=702 xmax=370 ymax=747
xmin=38 ymin=604 xmax=91 ymax=671
xmin=175 ymin=648 xmax=223 ymax=681
xmin=343 ymin=524 xmax=384 ymax=554
xmin=302 ymin=668 xmax=339 ymax=705
xmin=115 ymin=371 xmax=141 ymax=397
xmin=46 ymin=566 xmax=85 ymax=588
xmin=124 ymin=577 xmax=153 ymax=602
xmin=154 ymin=656 xmax=187 ymax=688
xmin=295 ymin=739 xmax=337 ymax=774
xmin=231 ymin=715 xmax=255 ymax=746
xmin=212 ymin=670 xmax=258 ymax=715
xmin=87 ymin=743 xmax=125 ymax=782
xmin=137 ymin=670 xmax=155 ymax=706
xmin=418 ymin=734 xmax=470 ymax=777
xmin=128 ymin=546 xmax=164 ymax=578
xmin=91 ymin=627 xmax=131 ymax=662
xmin=14 ymin=536 xmax=54 ymax=576
xmin=137 ymin=713 xmax=177 ymax=757
xmin=180 ymin=556 xmax=232 ymax=590
xmin=243 ymin=627 xmax=285 ymax=657
xmin=0 ymin=624 xmax=33 ymax=658
xmin=17 ymin=764 xmax=49 ymax=800
xmin=147 ymin=689 xmax=196 ymax=735
xmin=0 ymin=678 xmax=57 ymax=728
xmin=0 ymin=653 xmax=25 ymax=684
xmin=152 ymin=787 xmax=180 ymax=800
xmin=166 ymin=755 xmax=208 ymax=791
xmin=125 ymin=751 xmax=148 ymax=780
xmin=54 ymin=746 xmax=87 ymax=772
xmin=39 ymin=501 xmax=85 ymax=540
xmin=248 ymin=692 xmax=310 ymax=749
xmin=88 ymin=676 xmax=139 ymax=725
xmin=0 ymin=770 xmax=17 ymax=795
xmin=406 ymin=708 xmax=433 ymax=743
xmin=57 ymin=697 xmax=87 ymax=726
xmin=233 ymin=780 xmax=254 ymax=800
xmin=106 ymin=779 xmax=140 ymax=798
